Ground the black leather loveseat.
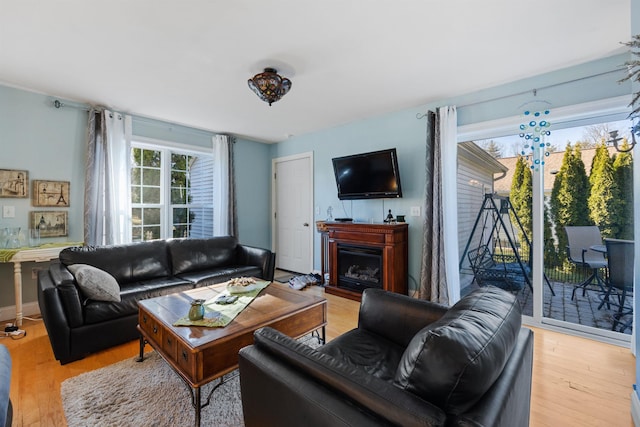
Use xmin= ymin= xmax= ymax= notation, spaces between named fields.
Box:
xmin=239 ymin=286 xmax=533 ymax=427
xmin=38 ymin=236 xmax=275 ymax=364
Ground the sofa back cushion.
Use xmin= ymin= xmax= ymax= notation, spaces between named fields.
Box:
xmin=168 ymin=236 xmax=238 ymax=275
xmin=394 ymin=286 xmax=521 ymax=415
xmin=59 ymin=240 xmax=171 ymax=284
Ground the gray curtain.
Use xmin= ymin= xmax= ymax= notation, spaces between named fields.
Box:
xmin=84 ymin=109 xmax=131 ymax=246
xmin=84 ymin=109 xmax=105 ymax=246
xmin=228 ymin=136 xmax=238 ymax=237
xmin=419 ymin=110 xmax=448 ymax=303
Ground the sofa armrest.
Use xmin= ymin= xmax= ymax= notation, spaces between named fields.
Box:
xmin=37 ymin=266 xmax=85 ymax=363
xmin=450 ymin=328 xmax=534 ymax=427
xmin=236 ymin=244 xmax=275 ymax=281
xmin=359 ymin=288 xmax=449 ymax=348
xmin=45 ymin=263 xmax=84 ymax=327
xmin=240 ymin=327 xmax=446 ymax=427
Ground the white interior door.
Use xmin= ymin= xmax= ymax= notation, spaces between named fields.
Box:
xmin=273 ymin=152 xmax=314 ymax=274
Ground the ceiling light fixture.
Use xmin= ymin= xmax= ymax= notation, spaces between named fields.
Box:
xmin=248 ymin=68 xmax=292 ymax=106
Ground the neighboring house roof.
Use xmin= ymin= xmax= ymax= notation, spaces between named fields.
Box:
xmin=492 ymin=146 xmax=619 ymax=194
xmin=458 ymin=141 xmax=508 ymax=175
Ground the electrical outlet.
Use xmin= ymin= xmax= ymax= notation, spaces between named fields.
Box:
xmin=2 ymin=206 xmax=15 ymax=218
xmin=410 ymin=206 xmax=421 ymax=217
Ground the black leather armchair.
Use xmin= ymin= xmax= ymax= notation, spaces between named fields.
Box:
xmin=239 ymin=286 xmax=533 ymax=427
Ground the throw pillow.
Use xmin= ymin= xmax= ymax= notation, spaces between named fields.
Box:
xmin=394 ymin=286 xmax=521 ymax=415
xmin=68 ymin=264 xmax=121 ymax=302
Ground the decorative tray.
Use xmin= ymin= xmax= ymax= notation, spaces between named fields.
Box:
xmin=226 ymin=277 xmax=258 ymax=294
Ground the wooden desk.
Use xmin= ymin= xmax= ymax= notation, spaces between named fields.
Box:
xmin=1 ymin=244 xmax=78 ymax=326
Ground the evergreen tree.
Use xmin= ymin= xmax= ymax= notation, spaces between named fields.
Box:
xmin=613 ymin=140 xmax=634 ymax=239
xmin=588 ymin=143 xmax=619 ymax=238
xmin=509 ymin=156 xmax=525 ymax=230
xmin=518 ymin=164 xmax=533 ymax=241
xmin=508 ymin=156 xmax=533 ymax=246
xmin=550 ymin=145 xmax=591 ymax=255
xmin=543 ymin=198 xmax=560 ymax=266
xmin=483 ymin=140 xmax=503 ymax=158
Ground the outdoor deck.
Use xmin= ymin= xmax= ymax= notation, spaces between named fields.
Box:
xmin=462 ymin=280 xmax=633 ymax=335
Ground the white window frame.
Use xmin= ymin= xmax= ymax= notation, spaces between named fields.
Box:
xmin=131 ymin=136 xmax=213 ymax=241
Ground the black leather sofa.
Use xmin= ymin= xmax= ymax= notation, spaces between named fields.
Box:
xmin=38 ymin=236 xmax=275 ymax=364
xmin=239 ymin=286 xmax=533 ymax=427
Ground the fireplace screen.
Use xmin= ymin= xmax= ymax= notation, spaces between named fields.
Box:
xmin=337 ymin=244 xmax=383 ymax=293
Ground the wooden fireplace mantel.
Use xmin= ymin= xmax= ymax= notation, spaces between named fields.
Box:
xmin=326 ymin=221 xmax=408 ymax=301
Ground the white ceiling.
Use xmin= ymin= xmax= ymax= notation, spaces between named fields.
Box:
xmin=0 ymin=1 xmax=631 ymax=143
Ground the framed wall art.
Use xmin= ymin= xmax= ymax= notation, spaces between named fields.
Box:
xmin=30 ymin=211 xmax=68 ymax=237
xmin=32 ymin=180 xmax=70 ymax=207
xmin=0 ymin=169 xmax=28 ymax=198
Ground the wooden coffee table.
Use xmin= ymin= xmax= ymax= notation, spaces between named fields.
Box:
xmin=137 ymin=281 xmax=327 ymax=426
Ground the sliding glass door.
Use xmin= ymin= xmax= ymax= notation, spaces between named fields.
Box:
xmin=457 ymin=98 xmax=633 ymax=343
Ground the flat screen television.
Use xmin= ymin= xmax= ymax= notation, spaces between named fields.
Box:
xmin=332 ymin=148 xmax=403 ymax=200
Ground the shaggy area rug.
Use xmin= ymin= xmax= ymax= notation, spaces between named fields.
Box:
xmin=61 ymin=335 xmax=321 ymax=427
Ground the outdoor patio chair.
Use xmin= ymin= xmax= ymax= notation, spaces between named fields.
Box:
xmin=597 ymin=239 xmax=634 ymax=332
xmin=565 ymin=226 xmax=608 ymax=301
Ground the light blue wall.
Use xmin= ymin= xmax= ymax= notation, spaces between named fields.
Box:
xmin=0 ymin=85 xmax=271 ymax=313
xmin=0 ymin=85 xmax=86 ymax=307
xmin=234 ymin=138 xmax=271 ymax=248
xmin=272 ymin=53 xmax=631 ymax=295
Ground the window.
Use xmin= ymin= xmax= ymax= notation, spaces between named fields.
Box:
xmin=131 ymin=143 xmax=213 ymax=241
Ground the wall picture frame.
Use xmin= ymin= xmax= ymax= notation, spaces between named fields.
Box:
xmin=30 ymin=211 xmax=68 ymax=237
xmin=0 ymin=169 xmax=28 ymax=198
xmin=32 ymin=180 xmax=70 ymax=207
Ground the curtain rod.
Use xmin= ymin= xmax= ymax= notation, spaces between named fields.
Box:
xmin=416 ymin=68 xmax=625 ymax=119
xmin=52 ymin=99 xmax=96 ymax=111
xmin=51 ymin=98 xmax=231 ymax=139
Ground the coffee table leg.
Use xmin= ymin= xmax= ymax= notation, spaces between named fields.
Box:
xmin=312 ymin=327 xmax=326 ymax=345
xmin=136 ymin=336 xmax=146 ymax=362
xmin=194 ymin=387 xmax=201 ymax=427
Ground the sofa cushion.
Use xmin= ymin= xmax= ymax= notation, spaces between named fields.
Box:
xmin=177 ymin=265 xmax=262 ymax=286
xmin=84 ymin=277 xmax=194 ymax=325
xmin=317 ymin=328 xmax=405 ymax=382
xmin=67 ymin=264 xmax=121 ymax=302
xmin=60 ymin=240 xmax=172 ymax=284
xmin=394 ymin=286 xmax=521 ymax=415
xmin=168 ymin=237 xmax=238 ymax=275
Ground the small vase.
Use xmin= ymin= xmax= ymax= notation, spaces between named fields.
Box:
xmin=188 ymin=299 xmax=205 ymax=321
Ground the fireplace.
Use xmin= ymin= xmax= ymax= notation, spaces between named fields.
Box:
xmin=326 ymin=222 xmax=408 ymax=301
xmin=337 ymin=244 xmax=383 ymax=293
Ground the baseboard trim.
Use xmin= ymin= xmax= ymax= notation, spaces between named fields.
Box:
xmin=0 ymin=302 xmax=40 ymax=323
xmin=632 ymin=388 xmax=640 ymax=426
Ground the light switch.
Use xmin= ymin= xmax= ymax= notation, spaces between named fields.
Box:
xmin=410 ymin=206 xmax=421 ymax=217
xmin=3 ymin=206 xmax=15 ymax=218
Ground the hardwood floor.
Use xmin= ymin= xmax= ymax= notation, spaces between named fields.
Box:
xmin=2 ymin=285 xmax=635 ymax=426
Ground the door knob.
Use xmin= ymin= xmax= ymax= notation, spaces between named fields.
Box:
xmin=303 ymin=223 xmax=309 ymax=227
